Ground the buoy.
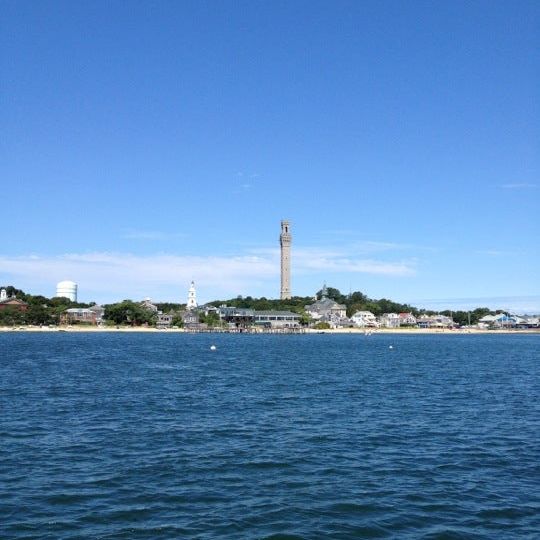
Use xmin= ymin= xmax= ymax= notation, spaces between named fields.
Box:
xmin=389 ymin=345 xmax=393 ymax=349
xmin=210 ymin=345 xmax=217 ymax=351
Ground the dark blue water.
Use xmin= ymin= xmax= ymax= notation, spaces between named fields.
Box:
xmin=1 ymin=333 xmax=539 ymax=539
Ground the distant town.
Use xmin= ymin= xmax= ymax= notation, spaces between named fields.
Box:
xmin=0 ymin=281 xmax=538 ymax=332
xmin=1 ymin=221 xmax=538 ymax=332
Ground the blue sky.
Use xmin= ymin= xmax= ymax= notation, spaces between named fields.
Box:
xmin=1 ymin=1 xmax=539 ymax=312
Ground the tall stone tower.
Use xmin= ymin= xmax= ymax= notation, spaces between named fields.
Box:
xmin=280 ymin=220 xmax=292 ymax=300
xmin=187 ymin=281 xmax=197 ymax=310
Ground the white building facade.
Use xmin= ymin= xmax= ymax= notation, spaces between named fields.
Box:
xmin=187 ymin=281 xmax=197 ymax=310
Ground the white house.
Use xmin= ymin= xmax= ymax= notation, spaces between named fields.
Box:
xmin=417 ymin=314 xmax=454 ymax=328
xmin=351 ymin=311 xmax=379 ymax=327
xmin=398 ymin=312 xmax=417 ymax=326
xmin=379 ymin=313 xmax=400 ymax=328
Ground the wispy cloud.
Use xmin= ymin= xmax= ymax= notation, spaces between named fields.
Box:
xmin=120 ymin=229 xmax=187 ymax=241
xmin=233 ymin=171 xmax=260 ymax=193
xmin=0 ymin=252 xmax=276 ymax=303
xmin=501 ymin=183 xmax=537 ymax=189
xmin=476 ymin=249 xmax=511 ymax=257
xmin=0 ymin=246 xmax=416 ymax=303
xmin=412 ymin=295 xmax=540 ymax=314
xmin=318 ymin=233 xmax=436 ymax=253
xmin=292 ymin=247 xmax=416 ymax=276
xmin=247 ymin=246 xmax=416 ymax=276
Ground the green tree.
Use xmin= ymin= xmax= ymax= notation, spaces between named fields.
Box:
xmin=299 ymin=312 xmax=312 ymax=326
xmin=0 ymin=306 xmax=26 ymax=326
xmin=104 ymin=300 xmax=157 ymax=326
xmin=471 ymin=307 xmax=493 ymax=324
xmin=171 ymin=314 xmax=185 ymax=328
xmin=199 ymin=311 xmax=221 ymax=327
xmin=25 ymin=304 xmax=53 ymax=326
xmin=314 ymin=321 xmax=331 ymax=329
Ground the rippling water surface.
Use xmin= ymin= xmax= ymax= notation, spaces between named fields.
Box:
xmin=1 ymin=332 xmax=539 ymax=539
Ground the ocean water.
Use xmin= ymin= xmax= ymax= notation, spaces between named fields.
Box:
xmin=1 ymin=333 xmax=539 ymax=539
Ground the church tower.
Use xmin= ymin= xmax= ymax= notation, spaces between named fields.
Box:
xmin=187 ymin=281 xmax=197 ymax=310
xmin=280 ymin=220 xmax=292 ymax=300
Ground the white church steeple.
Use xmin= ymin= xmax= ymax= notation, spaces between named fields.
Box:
xmin=187 ymin=281 xmax=197 ymax=310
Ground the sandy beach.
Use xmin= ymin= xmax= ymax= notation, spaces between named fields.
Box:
xmin=1 ymin=325 xmax=538 ymax=335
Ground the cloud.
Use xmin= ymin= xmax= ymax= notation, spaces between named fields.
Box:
xmin=411 ymin=295 xmax=540 ymax=314
xmin=501 ymin=183 xmax=537 ymax=189
xmin=317 ymin=233 xmax=436 ymax=253
xmin=0 ymin=246 xmax=416 ymax=303
xmin=0 ymin=252 xmax=276 ymax=303
xmin=292 ymin=247 xmax=416 ymax=276
xmin=476 ymin=249 xmax=511 ymax=257
xmin=121 ymin=229 xmax=188 ymax=241
xmin=247 ymin=246 xmax=416 ymax=276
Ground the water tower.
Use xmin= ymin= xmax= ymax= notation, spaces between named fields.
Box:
xmin=56 ymin=280 xmax=77 ymax=302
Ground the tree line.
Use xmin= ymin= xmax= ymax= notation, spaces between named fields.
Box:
xmin=0 ymin=285 xmax=91 ymax=326
xmin=0 ymin=284 xmax=505 ymax=327
xmin=208 ymin=287 xmax=498 ymax=326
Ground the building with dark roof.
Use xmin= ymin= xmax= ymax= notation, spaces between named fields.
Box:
xmin=304 ymin=296 xmax=346 ymax=320
xmin=0 ymin=289 xmax=28 ymax=312
xmin=253 ymin=310 xmax=301 ymax=328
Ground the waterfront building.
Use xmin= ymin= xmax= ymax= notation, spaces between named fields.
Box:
xmin=61 ymin=308 xmax=97 ymax=324
xmin=280 ymin=220 xmax=292 ymax=300
xmin=217 ymin=306 xmax=254 ymax=328
xmin=319 ymin=312 xmax=351 ymax=328
xmin=516 ymin=316 xmax=540 ymax=329
xmin=140 ymin=298 xmax=159 ymax=313
xmin=88 ymin=305 xmax=105 ymax=324
xmin=253 ymin=310 xmax=301 ymax=329
xmin=187 ymin=281 xmax=198 ymax=310
xmin=214 ymin=306 xmax=302 ymax=329
xmin=478 ymin=313 xmax=525 ymax=329
xmin=351 ymin=310 xmax=379 ymax=328
xmin=182 ymin=310 xmax=200 ymax=330
xmin=398 ymin=312 xmax=417 ymax=326
xmin=157 ymin=313 xmax=173 ymax=329
xmin=200 ymin=304 xmax=220 ymax=317
xmin=304 ymin=292 xmax=346 ymax=321
xmin=0 ymin=292 xmax=28 ymax=312
xmin=417 ymin=314 xmax=454 ymax=328
xmin=379 ymin=313 xmax=401 ymax=328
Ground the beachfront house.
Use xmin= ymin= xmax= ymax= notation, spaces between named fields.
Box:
xmin=379 ymin=313 xmax=401 ymax=328
xmin=140 ymin=298 xmax=159 ymax=313
xmin=304 ymin=297 xmax=347 ymax=321
xmin=351 ymin=310 xmax=379 ymax=328
xmin=417 ymin=314 xmax=454 ymax=328
xmin=216 ymin=306 xmax=255 ymax=329
xmin=157 ymin=313 xmax=173 ymax=329
xmin=61 ymin=308 xmax=98 ymax=324
xmin=88 ymin=305 xmax=105 ymax=324
xmin=516 ymin=316 xmax=540 ymax=328
xmin=181 ymin=310 xmax=200 ymax=330
xmin=0 ymin=290 xmax=28 ymax=312
xmin=398 ymin=312 xmax=417 ymax=326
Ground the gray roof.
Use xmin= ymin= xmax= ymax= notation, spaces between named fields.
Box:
xmin=253 ymin=310 xmax=300 ymax=317
xmin=305 ymin=297 xmax=346 ymax=310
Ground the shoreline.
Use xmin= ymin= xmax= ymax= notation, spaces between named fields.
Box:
xmin=1 ymin=326 xmax=538 ymax=335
